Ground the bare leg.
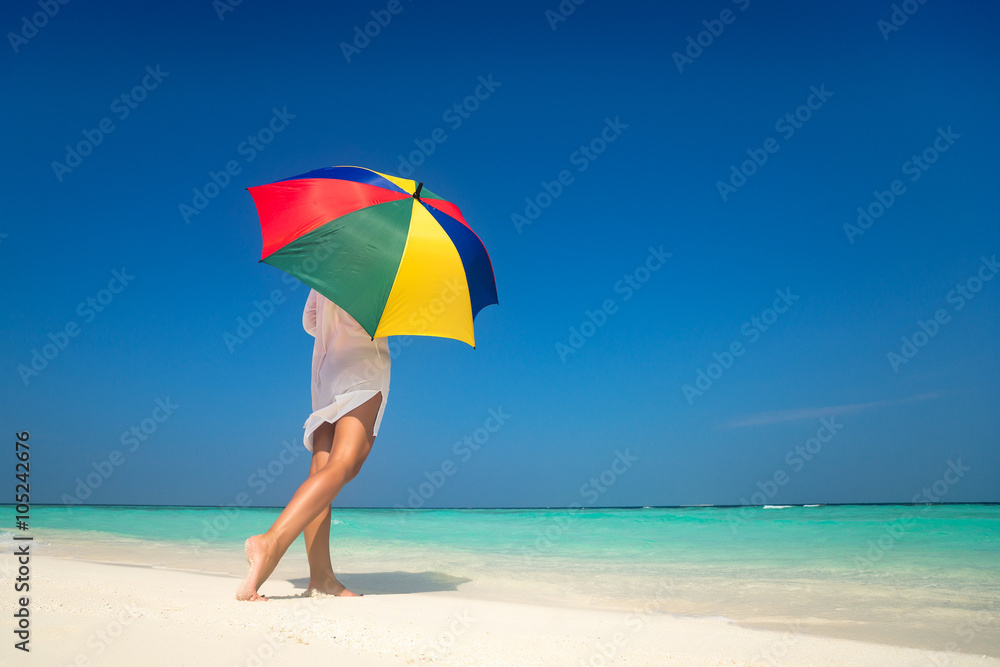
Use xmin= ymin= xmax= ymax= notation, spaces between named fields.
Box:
xmin=237 ymin=393 xmax=380 ymax=601
xmin=301 ymin=422 xmax=360 ymax=596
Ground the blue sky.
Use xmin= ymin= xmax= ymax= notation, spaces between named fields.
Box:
xmin=2 ymin=0 xmax=998 ymax=509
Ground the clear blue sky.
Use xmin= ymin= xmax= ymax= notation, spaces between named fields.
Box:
xmin=2 ymin=0 xmax=998 ymax=508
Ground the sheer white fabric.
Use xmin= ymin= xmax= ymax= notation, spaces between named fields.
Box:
xmin=301 ymin=289 xmax=390 ymax=452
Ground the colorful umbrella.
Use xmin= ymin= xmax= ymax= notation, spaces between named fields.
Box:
xmin=247 ymin=166 xmax=497 ymax=346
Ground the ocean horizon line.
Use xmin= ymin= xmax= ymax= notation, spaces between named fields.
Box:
xmin=3 ymin=501 xmax=998 ymax=511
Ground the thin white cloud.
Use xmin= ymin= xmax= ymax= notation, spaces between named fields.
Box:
xmin=725 ymin=392 xmax=941 ymax=428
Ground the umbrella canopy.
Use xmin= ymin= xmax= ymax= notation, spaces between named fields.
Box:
xmin=247 ymin=166 xmax=497 ymax=346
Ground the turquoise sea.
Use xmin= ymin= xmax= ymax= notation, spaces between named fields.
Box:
xmin=3 ymin=503 xmax=998 ymax=656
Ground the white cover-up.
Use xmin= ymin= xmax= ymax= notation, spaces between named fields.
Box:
xmin=301 ymin=289 xmax=390 ymax=452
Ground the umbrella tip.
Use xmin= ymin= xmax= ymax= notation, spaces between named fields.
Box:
xmin=413 ymin=182 xmax=423 ymax=200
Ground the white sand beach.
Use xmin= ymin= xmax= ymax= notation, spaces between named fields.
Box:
xmin=4 ymin=553 xmax=998 ymax=667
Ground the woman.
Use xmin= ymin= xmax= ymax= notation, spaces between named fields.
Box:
xmin=237 ymin=288 xmax=390 ymax=601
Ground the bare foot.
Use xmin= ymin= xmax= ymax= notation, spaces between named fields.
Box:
xmin=236 ymin=535 xmax=277 ymax=601
xmin=304 ymin=573 xmax=363 ymax=597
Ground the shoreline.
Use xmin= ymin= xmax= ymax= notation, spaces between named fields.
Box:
xmin=15 ymin=531 xmax=1000 ymax=657
xmin=2 ymin=552 xmax=998 ymax=666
